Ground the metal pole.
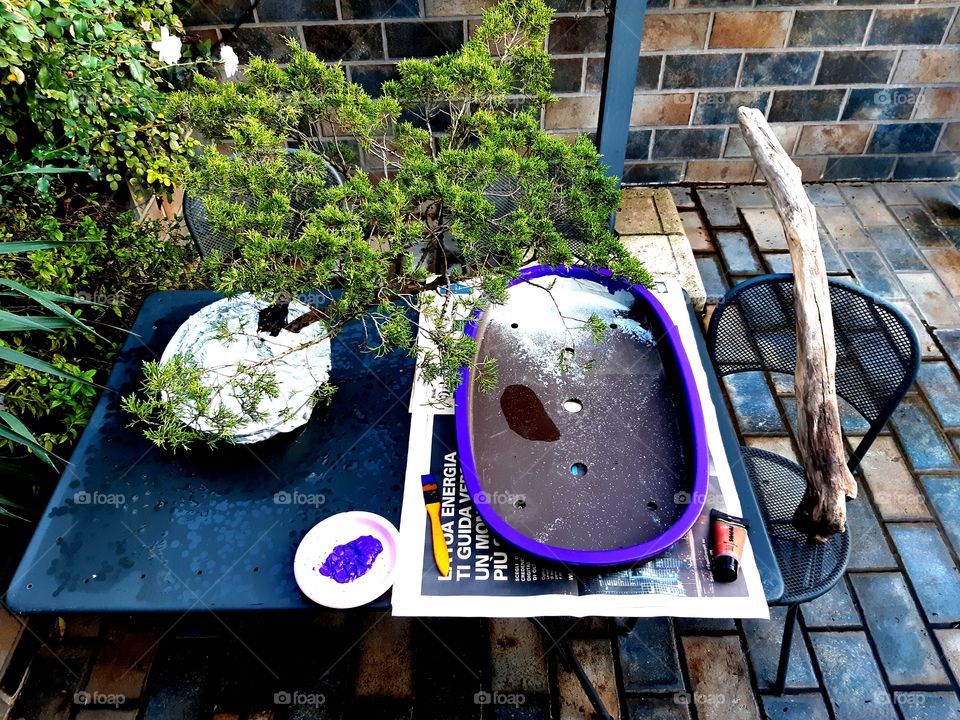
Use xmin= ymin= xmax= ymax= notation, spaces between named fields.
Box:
xmin=595 ymin=0 xmax=649 ymax=229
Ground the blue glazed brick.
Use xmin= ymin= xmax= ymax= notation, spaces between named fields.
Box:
xmin=741 ymin=53 xmax=819 ymax=87
xmin=761 ymin=695 xmax=831 ymax=720
xmin=868 ymin=124 xmax=943 ymax=155
xmin=894 ymin=157 xmax=960 ymax=182
xmin=817 ymin=51 xmax=895 ymax=85
xmin=764 ymin=253 xmax=793 ymax=274
xmin=696 ymin=188 xmax=740 ymax=227
xmin=821 ymin=234 xmax=848 ymax=274
xmin=778 ymin=396 xmax=871 ymax=435
xmin=803 ymin=580 xmax=862 ymax=628
xmin=618 ymin=618 xmax=684 ymax=692
xmin=722 ymin=371 xmax=785 ymax=434
xmin=186 ymin=0 xmax=257 ymax=23
xmin=769 ymin=90 xmax=845 ymax=122
xmin=846 ymin=251 xmax=904 ymax=300
xmin=586 ymin=56 xmax=661 ymax=92
xmin=742 ymin=606 xmax=818 ymax=691
xmin=674 ymin=617 xmax=737 ymax=633
xmin=548 ymin=16 xmax=607 ymax=53
xmin=867 ymin=227 xmax=927 ymax=272
xmin=894 ymin=206 xmax=950 ymax=247
xmin=913 ymin=184 xmax=960 ymax=227
xmin=810 ymin=631 xmax=897 ymax=720
xmin=823 ymin=157 xmax=895 ymax=182
xmin=717 ymin=231 xmax=763 ymax=275
xmin=868 ymin=8 xmax=954 ymax=46
xmin=384 ymin=21 xmax=463 ymax=58
xmin=790 ymin=10 xmax=872 ymax=47
xmin=850 ymin=573 xmax=949 ymax=685
xmin=662 ymin=54 xmax=741 ymax=89
xmin=920 ymin=476 xmax=960 ymax=557
xmin=622 ymin=162 xmax=683 ymax=184
xmin=258 ymin=0 xmax=337 ymax=21
xmin=550 ymin=58 xmax=583 ymax=93
xmin=625 ymin=130 xmax=652 ymax=160
xmin=625 ymin=698 xmax=692 ymax=719
xmin=696 ymin=256 xmax=729 ymax=305
xmin=843 ymin=87 xmax=918 ymax=121
xmin=693 ymin=91 xmax=769 ymax=125
xmin=492 ymin=696 xmax=552 ymax=719
xmin=846 ymin=494 xmax=897 ymax=571
xmin=899 ymin=692 xmax=960 ymax=720
xmin=890 ymin=399 xmax=957 ymax=472
xmin=341 ymin=0 xmax=419 ymax=18
xmin=350 ymin=64 xmax=399 ymax=97
xmin=304 ymin=24 xmax=384 ymax=61
xmin=652 ymin=129 xmax=725 ymax=160
xmin=889 ymin=523 xmax=960 ymax=623
xmin=917 ymin=362 xmax=960 ymax=429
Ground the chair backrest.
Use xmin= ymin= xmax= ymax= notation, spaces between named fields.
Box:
xmin=706 ymin=273 xmax=920 ymax=472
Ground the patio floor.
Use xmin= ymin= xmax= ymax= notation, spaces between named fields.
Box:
xmin=2 ymin=181 xmax=960 ymax=720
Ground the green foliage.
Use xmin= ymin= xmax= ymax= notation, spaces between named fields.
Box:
xmin=129 ymin=0 xmax=652 ymax=448
xmin=0 ymin=0 xmax=199 ymax=198
xmin=0 ymin=199 xmax=197 ymax=456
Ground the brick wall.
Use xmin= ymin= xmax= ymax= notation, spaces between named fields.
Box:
xmin=185 ymin=0 xmax=960 ymax=183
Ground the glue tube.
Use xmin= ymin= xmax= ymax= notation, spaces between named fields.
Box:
xmin=710 ymin=509 xmax=749 ymax=583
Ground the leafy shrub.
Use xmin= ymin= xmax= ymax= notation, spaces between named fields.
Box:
xmin=0 ymin=0 xmax=198 ymax=198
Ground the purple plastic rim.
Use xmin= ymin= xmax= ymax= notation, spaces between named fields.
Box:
xmin=453 ymin=265 xmax=709 ymax=567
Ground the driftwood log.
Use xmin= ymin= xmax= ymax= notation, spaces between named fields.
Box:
xmin=736 ymin=106 xmax=857 ymax=542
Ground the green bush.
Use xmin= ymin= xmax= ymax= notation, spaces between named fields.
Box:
xmin=0 ymin=200 xmax=198 ymax=454
xmin=0 ymin=0 xmax=199 ymax=198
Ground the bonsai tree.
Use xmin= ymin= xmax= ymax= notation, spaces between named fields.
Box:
xmin=123 ymin=0 xmax=652 ymax=450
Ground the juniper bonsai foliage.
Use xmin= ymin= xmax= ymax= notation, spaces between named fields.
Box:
xmin=125 ymin=0 xmax=652 ymax=450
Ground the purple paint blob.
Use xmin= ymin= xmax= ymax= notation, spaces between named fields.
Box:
xmin=316 ymin=535 xmax=384 ymax=584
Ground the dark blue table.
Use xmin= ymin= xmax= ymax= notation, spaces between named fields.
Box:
xmin=5 ymin=291 xmax=782 ymax=613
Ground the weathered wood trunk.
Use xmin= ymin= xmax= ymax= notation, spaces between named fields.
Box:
xmin=736 ymin=107 xmax=857 ymax=542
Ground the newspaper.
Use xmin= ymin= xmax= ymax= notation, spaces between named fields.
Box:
xmin=392 ymin=279 xmax=769 ymax=618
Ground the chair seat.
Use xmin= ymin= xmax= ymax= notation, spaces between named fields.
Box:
xmin=740 ymin=445 xmax=850 ymax=606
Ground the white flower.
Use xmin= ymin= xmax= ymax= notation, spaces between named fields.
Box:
xmin=220 ymin=44 xmax=239 ymax=79
xmin=151 ymin=26 xmax=182 ymax=66
xmin=140 ymin=20 xmax=151 ymax=32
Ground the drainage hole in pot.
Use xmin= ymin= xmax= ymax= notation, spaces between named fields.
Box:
xmin=563 ymin=398 xmax=583 ymax=413
xmin=515 ymin=499 xmax=526 ymax=509
xmin=510 ymin=322 xmax=519 ymax=329
xmin=647 ymin=501 xmax=658 ymax=511
xmin=610 ymin=323 xmax=618 ymax=329
xmin=570 ymin=462 xmax=588 ymax=477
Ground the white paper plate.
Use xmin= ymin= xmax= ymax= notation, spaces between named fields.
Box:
xmin=293 ymin=511 xmax=400 ymax=608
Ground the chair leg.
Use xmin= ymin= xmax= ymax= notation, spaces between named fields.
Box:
xmin=773 ymin=604 xmax=800 ymax=695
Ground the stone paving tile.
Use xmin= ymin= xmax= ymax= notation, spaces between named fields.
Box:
xmin=912 ymin=184 xmax=960 ymax=228
xmin=802 ymin=579 xmax=862 ymax=629
xmin=730 ymin=185 xmax=773 ymax=208
xmin=355 ymin=616 xmax=413 ymax=698
xmin=846 ymin=251 xmax=904 ymax=300
xmin=716 ymin=231 xmax=763 ymax=275
xmin=867 ymin=226 xmax=929 ymax=272
xmin=889 ymin=523 xmax=960 ymax=624
xmin=898 ymin=273 xmax=960 ymax=328
xmin=894 ymin=301 xmax=942 ymax=359
xmin=414 ymin=618 xmax=487 ymax=718
xmin=695 ymin=255 xmax=728 ymax=304
xmin=618 ymin=618 xmax=684 ymax=693
xmin=764 ymin=252 xmax=793 ymax=274
xmin=680 ymin=210 xmax=713 ymax=253
xmin=778 ymin=395 xmax=871 ymax=437
xmin=695 ymin=188 xmax=741 ymax=228
xmin=841 ymin=185 xmax=900 ymax=228
xmin=681 ymin=635 xmax=761 ymax=720
xmin=722 ymin=372 xmax=785 ymax=434
xmin=555 ymin=639 xmax=620 ymax=720
xmin=898 ymin=692 xmax=960 ymax=720
xmin=743 ymin=207 xmax=788 ymax=251
xmin=0 ymin=608 xmax=24 ymax=680
xmin=488 ymin=619 xmax=549 ymax=694
xmin=806 ymin=183 xmax=846 ymax=206
xmin=75 ymin=711 xmax=139 ymax=720
xmin=917 ymin=361 xmax=960 ymax=430
xmin=670 ymin=186 xmax=696 ymax=210
xmin=745 ymin=435 xmax=797 ymax=463
xmin=85 ymin=625 xmax=158 ymax=701
xmin=924 ymin=248 xmax=960 ymax=297
xmin=820 ymin=232 xmax=848 ymax=274
xmin=875 ymin=183 xmax=918 ymax=206
xmin=936 ymin=328 xmax=960 ymax=373
xmin=673 ymin=617 xmax=737 ymax=633
xmin=846 ymin=492 xmax=898 ymax=571
xmin=850 ymin=573 xmax=950 ymax=686
xmin=625 ymin=697 xmax=692 ymax=719
xmin=855 ymin=435 xmax=930 ymax=520
xmin=742 ymin=606 xmax=818 ymax=691
xmin=890 ymin=398 xmax=958 ymax=472
xmin=818 ymin=205 xmax=873 ymax=252
xmin=893 ymin=206 xmax=952 ymax=248
xmin=490 ymin=696 xmax=551 ymax=719
xmin=761 ymin=693 xmax=832 ymax=719
xmin=811 ymin=631 xmax=897 ymax=720
xmin=934 ymin=628 xmax=960 ymax=680
xmin=919 ymin=476 xmax=960 ymax=558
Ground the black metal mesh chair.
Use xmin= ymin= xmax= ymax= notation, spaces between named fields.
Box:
xmin=706 ymin=273 xmax=920 ymax=693
xmin=183 ymin=151 xmax=343 ymax=260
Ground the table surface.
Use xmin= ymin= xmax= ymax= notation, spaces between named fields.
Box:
xmin=6 ymin=291 xmax=782 ymax=613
